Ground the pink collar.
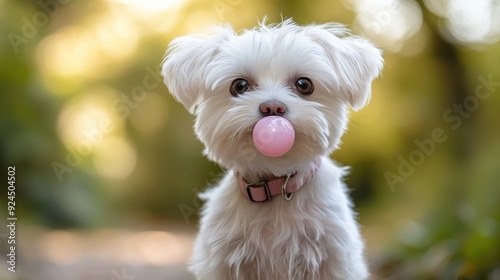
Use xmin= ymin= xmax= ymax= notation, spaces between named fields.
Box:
xmin=235 ymin=158 xmax=322 ymax=202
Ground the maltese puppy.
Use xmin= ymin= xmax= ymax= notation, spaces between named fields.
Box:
xmin=162 ymin=19 xmax=383 ymax=280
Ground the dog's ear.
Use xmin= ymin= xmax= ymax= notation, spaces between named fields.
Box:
xmin=162 ymin=27 xmax=232 ymax=113
xmin=305 ymin=25 xmax=383 ymax=110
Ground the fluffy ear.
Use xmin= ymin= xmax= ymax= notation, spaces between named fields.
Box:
xmin=161 ymin=27 xmax=232 ymax=113
xmin=305 ymin=25 xmax=383 ymax=110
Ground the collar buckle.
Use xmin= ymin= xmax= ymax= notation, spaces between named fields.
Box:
xmin=237 ymin=157 xmax=322 ymax=203
xmin=245 ymin=181 xmax=271 ymax=202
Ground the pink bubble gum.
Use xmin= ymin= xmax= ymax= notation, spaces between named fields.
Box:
xmin=252 ymin=116 xmax=295 ymax=157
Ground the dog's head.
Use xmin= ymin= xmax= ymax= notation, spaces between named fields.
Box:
xmin=162 ymin=19 xmax=383 ymax=176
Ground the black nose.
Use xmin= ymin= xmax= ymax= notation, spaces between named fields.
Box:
xmin=259 ymin=101 xmax=287 ymax=116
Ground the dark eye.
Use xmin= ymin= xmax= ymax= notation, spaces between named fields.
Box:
xmin=295 ymin=77 xmax=314 ymax=95
xmin=230 ymin=79 xmax=250 ymax=96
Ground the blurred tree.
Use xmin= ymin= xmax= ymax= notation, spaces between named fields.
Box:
xmin=368 ymin=1 xmax=500 ymax=278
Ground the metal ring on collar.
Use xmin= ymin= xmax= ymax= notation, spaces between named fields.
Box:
xmin=281 ymin=173 xmax=293 ymax=201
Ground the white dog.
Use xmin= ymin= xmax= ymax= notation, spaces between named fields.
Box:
xmin=162 ymin=19 xmax=383 ymax=280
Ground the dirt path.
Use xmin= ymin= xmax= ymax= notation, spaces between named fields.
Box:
xmin=2 ymin=225 xmax=196 ymax=280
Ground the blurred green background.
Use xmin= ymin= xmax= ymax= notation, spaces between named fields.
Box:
xmin=1 ymin=0 xmax=500 ymax=279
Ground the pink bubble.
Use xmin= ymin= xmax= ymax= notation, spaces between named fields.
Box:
xmin=252 ymin=116 xmax=295 ymax=157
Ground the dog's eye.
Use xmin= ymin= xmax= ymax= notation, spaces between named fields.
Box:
xmin=295 ymin=77 xmax=314 ymax=95
xmin=230 ymin=79 xmax=250 ymax=96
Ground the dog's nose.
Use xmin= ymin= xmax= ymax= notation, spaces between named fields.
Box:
xmin=259 ymin=101 xmax=287 ymax=116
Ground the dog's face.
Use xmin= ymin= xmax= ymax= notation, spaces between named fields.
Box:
xmin=162 ymin=20 xmax=383 ymax=176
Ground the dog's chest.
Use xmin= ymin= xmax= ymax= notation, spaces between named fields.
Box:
xmin=219 ymin=202 xmax=330 ymax=279
xmin=192 ymin=163 xmax=367 ymax=279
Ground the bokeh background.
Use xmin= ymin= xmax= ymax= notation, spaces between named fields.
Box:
xmin=1 ymin=0 xmax=500 ymax=279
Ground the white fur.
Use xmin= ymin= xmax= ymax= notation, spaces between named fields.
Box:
xmin=162 ymin=19 xmax=383 ymax=280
